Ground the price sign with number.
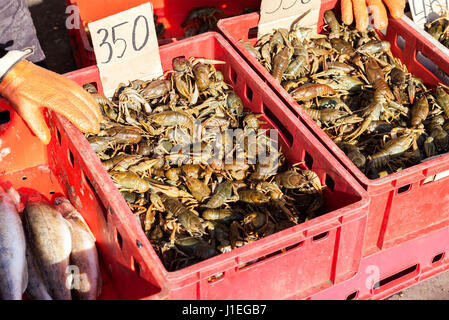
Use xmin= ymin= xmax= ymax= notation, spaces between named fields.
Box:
xmin=89 ymin=2 xmax=163 ymax=97
xmin=257 ymin=0 xmax=321 ymax=37
xmin=409 ymin=0 xmax=449 ymax=29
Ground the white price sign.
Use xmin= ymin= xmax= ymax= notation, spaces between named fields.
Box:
xmin=88 ymin=3 xmax=163 ymax=97
xmin=257 ymin=0 xmax=321 ymax=37
xmin=409 ymin=0 xmax=449 ymax=28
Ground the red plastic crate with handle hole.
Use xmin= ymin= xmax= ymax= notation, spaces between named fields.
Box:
xmin=217 ymin=0 xmax=449 ymax=258
xmin=59 ymin=32 xmax=369 ymax=299
xmin=305 ymin=223 xmax=449 ymax=300
xmin=65 ymin=0 xmax=261 ymax=68
xmin=0 ymin=101 xmax=166 ymax=300
xmin=399 ymin=15 xmax=449 ymax=85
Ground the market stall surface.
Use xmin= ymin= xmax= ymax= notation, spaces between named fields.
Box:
xmin=24 ymin=0 xmax=449 ymax=300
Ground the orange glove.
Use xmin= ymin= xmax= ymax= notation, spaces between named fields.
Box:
xmin=0 ymin=59 xmax=102 ymax=144
xmin=341 ymin=0 xmax=406 ymax=32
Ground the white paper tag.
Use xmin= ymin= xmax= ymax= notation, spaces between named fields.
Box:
xmin=88 ymin=3 xmax=163 ymax=97
xmin=409 ymin=0 xmax=449 ymax=29
xmin=257 ymin=0 xmax=321 ymax=38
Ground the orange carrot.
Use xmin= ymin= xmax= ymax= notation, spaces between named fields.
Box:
xmin=352 ymin=0 xmax=369 ymax=32
xmin=367 ymin=0 xmax=388 ymax=30
xmin=341 ymin=0 xmax=354 ymax=26
xmin=383 ymin=0 xmax=406 ymax=19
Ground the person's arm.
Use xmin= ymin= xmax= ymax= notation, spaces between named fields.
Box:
xmin=0 ymin=0 xmax=46 ymax=63
xmin=341 ymin=0 xmax=406 ymax=32
xmin=0 ymin=48 xmax=34 ymax=83
xmin=0 ymin=48 xmax=102 ymax=144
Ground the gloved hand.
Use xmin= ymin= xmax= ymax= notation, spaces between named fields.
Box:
xmin=341 ymin=0 xmax=406 ymax=32
xmin=0 ymin=60 xmax=102 ymax=144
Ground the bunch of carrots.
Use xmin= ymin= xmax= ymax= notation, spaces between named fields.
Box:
xmin=341 ymin=0 xmax=406 ymax=31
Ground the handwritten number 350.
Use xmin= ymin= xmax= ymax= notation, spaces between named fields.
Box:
xmin=265 ymin=0 xmax=311 ymax=14
xmin=97 ymin=15 xmax=150 ymax=64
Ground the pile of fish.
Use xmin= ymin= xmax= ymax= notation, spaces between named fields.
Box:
xmin=84 ymin=56 xmax=326 ymax=271
xmin=245 ymin=9 xmax=449 ymax=179
xmin=0 ymin=187 xmax=101 ymax=300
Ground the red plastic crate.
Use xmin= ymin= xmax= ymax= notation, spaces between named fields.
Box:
xmin=400 ymin=15 xmax=449 ymax=86
xmin=305 ymin=224 xmax=449 ymax=300
xmin=65 ymin=0 xmax=261 ymax=68
xmin=59 ymin=32 xmax=369 ymax=299
xmin=0 ymin=101 xmax=165 ymax=300
xmin=218 ymin=1 xmax=449 ymax=258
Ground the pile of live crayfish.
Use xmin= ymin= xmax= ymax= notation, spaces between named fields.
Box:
xmin=244 ymin=9 xmax=449 ymax=179
xmin=83 ymin=57 xmax=326 ymax=271
xmin=425 ymin=6 xmax=449 ymax=49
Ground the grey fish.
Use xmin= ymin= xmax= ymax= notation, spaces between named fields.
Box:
xmin=0 ymin=188 xmax=28 ymax=300
xmin=24 ymin=245 xmax=52 ymax=300
xmin=23 ymin=200 xmax=72 ymax=300
xmin=54 ymin=197 xmax=102 ymax=300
